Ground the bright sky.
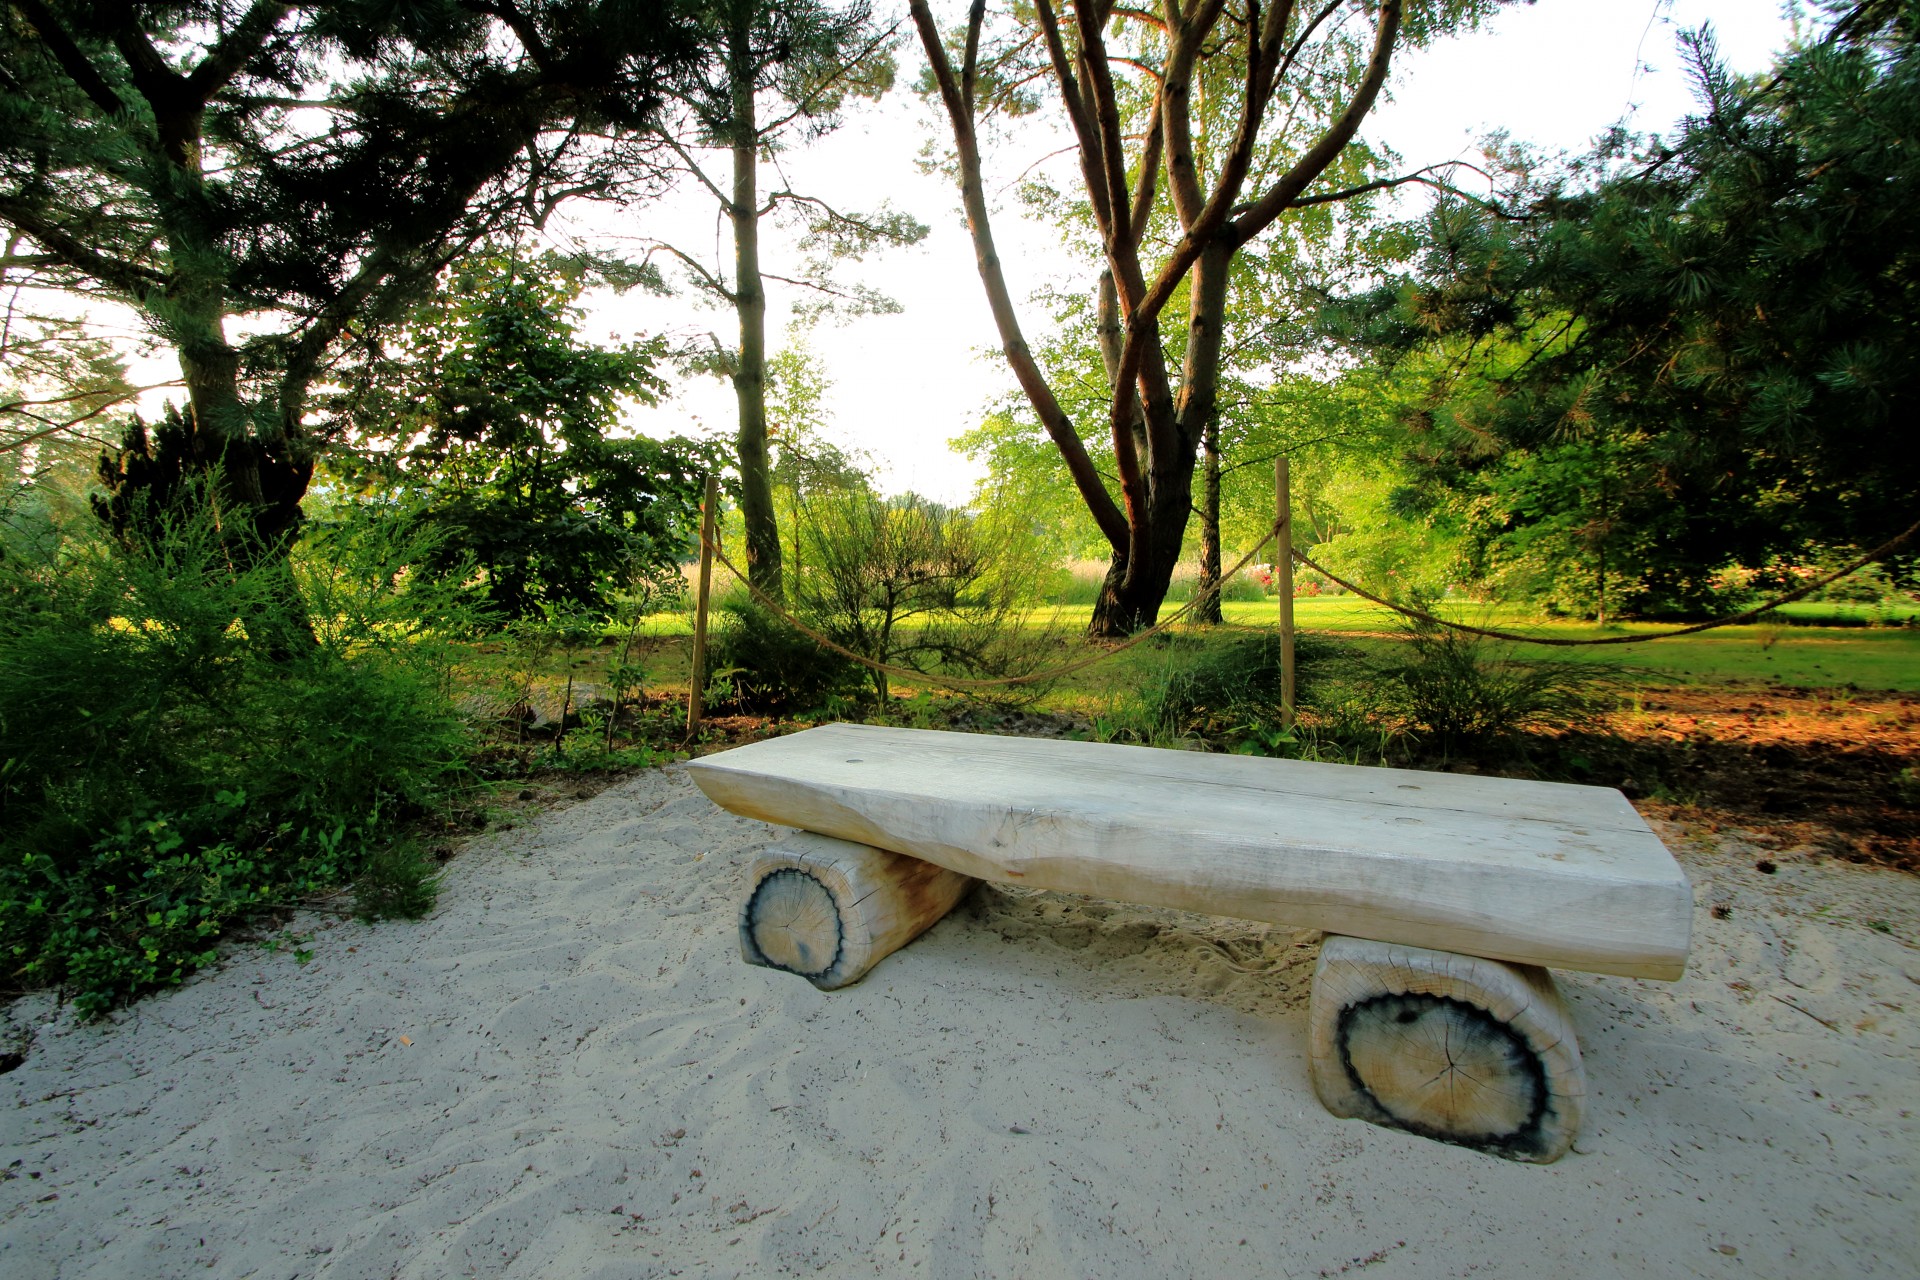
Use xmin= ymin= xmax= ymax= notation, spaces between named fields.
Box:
xmin=580 ymin=0 xmax=1801 ymax=504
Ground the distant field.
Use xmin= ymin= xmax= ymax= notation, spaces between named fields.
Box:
xmin=1010 ymin=597 xmax=1920 ymax=693
xmin=616 ymin=590 xmax=1920 ymax=696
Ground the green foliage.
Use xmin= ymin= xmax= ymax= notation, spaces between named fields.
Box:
xmin=1146 ymin=632 xmax=1349 ymax=745
xmin=1299 ymin=443 xmax=1472 ymax=607
xmin=0 ymin=309 xmax=135 ymax=504
xmin=706 ymin=485 xmax=1060 ymax=714
xmin=0 ymin=492 xmax=470 ymax=1015
xmin=1367 ymin=624 xmax=1621 ymax=755
xmin=707 ymin=590 xmax=866 ymax=717
xmin=1333 ymin=6 xmax=1920 ymax=609
xmin=333 ymin=251 xmax=715 ymax=622
xmin=789 ymin=489 xmax=1054 ymax=702
xmin=353 ymin=841 xmax=440 ymax=922
xmin=1089 ymin=617 xmax=1617 ymax=761
xmin=550 ymin=716 xmax=688 ymax=773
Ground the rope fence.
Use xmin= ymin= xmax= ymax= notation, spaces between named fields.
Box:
xmin=688 ymin=507 xmax=1918 ymax=700
xmin=698 ymin=521 xmax=1282 ymax=691
xmin=1290 ymin=513 xmax=1920 ymax=648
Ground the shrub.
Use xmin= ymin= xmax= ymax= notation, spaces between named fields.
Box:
xmin=1368 ymin=622 xmax=1620 ymax=754
xmin=705 ymin=590 xmax=866 ymax=717
xmin=790 ymin=490 xmax=1054 ymax=702
xmin=0 ymin=492 xmax=470 ymax=1015
xmin=1145 ymin=631 xmax=1351 ymax=745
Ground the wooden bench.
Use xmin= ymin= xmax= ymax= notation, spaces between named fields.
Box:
xmin=686 ymin=723 xmax=1692 ymax=1163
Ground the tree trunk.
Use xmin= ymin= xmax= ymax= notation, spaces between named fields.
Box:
xmin=179 ymin=319 xmax=314 ymax=655
xmin=1086 ymin=237 xmax=1222 ymax=638
xmin=728 ymin=23 xmax=782 ymax=600
xmin=1089 ymin=480 xmax=1191 ymax=637
xmin=96 ymin=89 xmax=320 ymax=653
xmin=1194 ymin=412 xmax=1224 ymax=624
xmin=99 ymin=211 xmax=317 ymax=652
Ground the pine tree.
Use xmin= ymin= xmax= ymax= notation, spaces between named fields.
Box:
xmin=1337 ymin=2 xmax=1919 ymax=610
xmin=1 ymin=1 xmax=703 ymax=580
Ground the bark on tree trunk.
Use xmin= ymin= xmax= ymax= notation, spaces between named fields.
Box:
xmin=728 ymin=25 xmax=783 ymax=601
xmin=1089 ymin=463 xmax=1193 ymax=637
xmin=118 ymin=96 xmax=317 ymax=652
xmin=1194 ymin=412 xmax=1224 ymax=625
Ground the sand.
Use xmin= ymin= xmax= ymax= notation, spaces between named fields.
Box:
xmin=2 ymin=763 xmax=1916 ymax=1279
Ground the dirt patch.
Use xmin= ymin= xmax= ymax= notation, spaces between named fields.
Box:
xmin=1540 ymin=685 xmax=1920 ymax=873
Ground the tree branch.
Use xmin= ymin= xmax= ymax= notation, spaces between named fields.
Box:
xmin=14 ymin=0 xmax=128 ymax=117
xmin=0 ymin=197 xmax=166 ymax=299
xmin=653 ymin=130 xmax=735 ymax=210
xmin=1229 ymin=0 xmax=1402 ymax=246
xmin=962 ymin=0 xmax=985 ymax=113
xmin=639 ymin=238 xmax=730 ymax=299
xmin=909 ymin=0 xmax=1128 ymax=552
xmin=458 ymin=1 xmax=556 ymax=70
xmin=185 ymin=1 xmax=292 ymax=102
xmin=1272 ymin=0 xmax=1341 ymax=95
xmin=1033 ymin=0 xmax=1115 ymax=243
xmin=1127 ymin=93 xmax=1164 ymax=252
xmin=1073 ymin=0 xmax=1142 ymax=253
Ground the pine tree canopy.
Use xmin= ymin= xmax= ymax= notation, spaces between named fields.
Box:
xmin=1 ymin=0 xmax=706 ymax=548
xmin=1333 ymin=0 xmax=1918 ymax=609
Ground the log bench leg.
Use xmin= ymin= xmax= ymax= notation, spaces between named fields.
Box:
xmin=1308 ymin=935 xmax=1586 ymax=1163
xmin=739 ymin=832 xmax=977 ymax=990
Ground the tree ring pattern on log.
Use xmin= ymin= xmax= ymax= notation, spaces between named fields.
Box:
xmin=1309 ymin=935 xmax=1585 ymax=1163
xmin=1335 ymin=993 xmax=1548 ymax=1155
xmin=741 ymin=868 xmax=843 ymax=979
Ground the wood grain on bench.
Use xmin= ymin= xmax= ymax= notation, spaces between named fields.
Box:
xmin=687 ymin=723 xmax=1692 ymax=980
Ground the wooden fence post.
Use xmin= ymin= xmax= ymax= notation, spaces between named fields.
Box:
xmin=1276 ymin=457 xmax=1296 ymax=731
xmin=687 ymin=474 xmax=719 ymax=738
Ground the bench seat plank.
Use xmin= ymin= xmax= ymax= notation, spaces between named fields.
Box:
xmin=687 ymin=723 xmax=1692 ymax=980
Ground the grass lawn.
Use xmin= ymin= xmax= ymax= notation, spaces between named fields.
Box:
xmin=475 ymin=591 xmax=1920 ymax=726
xmin=1185 ymin=598 xmax=1920 ymax=692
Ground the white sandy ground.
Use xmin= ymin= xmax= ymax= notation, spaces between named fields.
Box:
xmin=2 ymin=764 xmax=1916 ymax=1280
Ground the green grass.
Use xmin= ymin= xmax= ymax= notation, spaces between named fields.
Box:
xmin=1769 ymin=599 xmax=1920 ymax=626
xmin=1005 ymin=598 xmax=1920 ymax=693
xmin=574 ymin=588 xmax=1920 ymax=709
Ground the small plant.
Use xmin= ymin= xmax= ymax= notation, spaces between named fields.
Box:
xmin=1146 ymin=632 xmax=1350 ymax=747
xmin=1368 ymin=621 xmax=1621 ymax=755
xmin=548 ymin=709 xmax=688 ymax=772
xmin=354 ymin=839 xmax=440 ymax=920
xmin=789 ymin=489 xmax=1055 ymax=703
xmin=705 ymin=590 xmax=866 ymax=716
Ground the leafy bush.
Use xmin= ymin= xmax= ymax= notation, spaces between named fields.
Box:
xmin=1368 ymin=623 xmax=1620 ymax=754
xmin=1121 ymin=623 xmax=1622 ymax=760
xmin=705 ymin=590 xmax=866 ymax=717
xmin=329 ymin=250 xmax=719 ymax=623
xmin=0 ymin=494 xmax=471 ymax=1015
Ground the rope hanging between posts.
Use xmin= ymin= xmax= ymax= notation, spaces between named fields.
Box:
xmin=692 ymin=502 xmax=1915 ymax=696
xmin=1288 ymin=514 xmax=1920 ymax=647
xmin=698 ymin=521 xmax=1283 ymax=691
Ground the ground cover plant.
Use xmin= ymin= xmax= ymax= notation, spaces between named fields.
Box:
xmin=0 ymin=496 xmax=474 ymax=1015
